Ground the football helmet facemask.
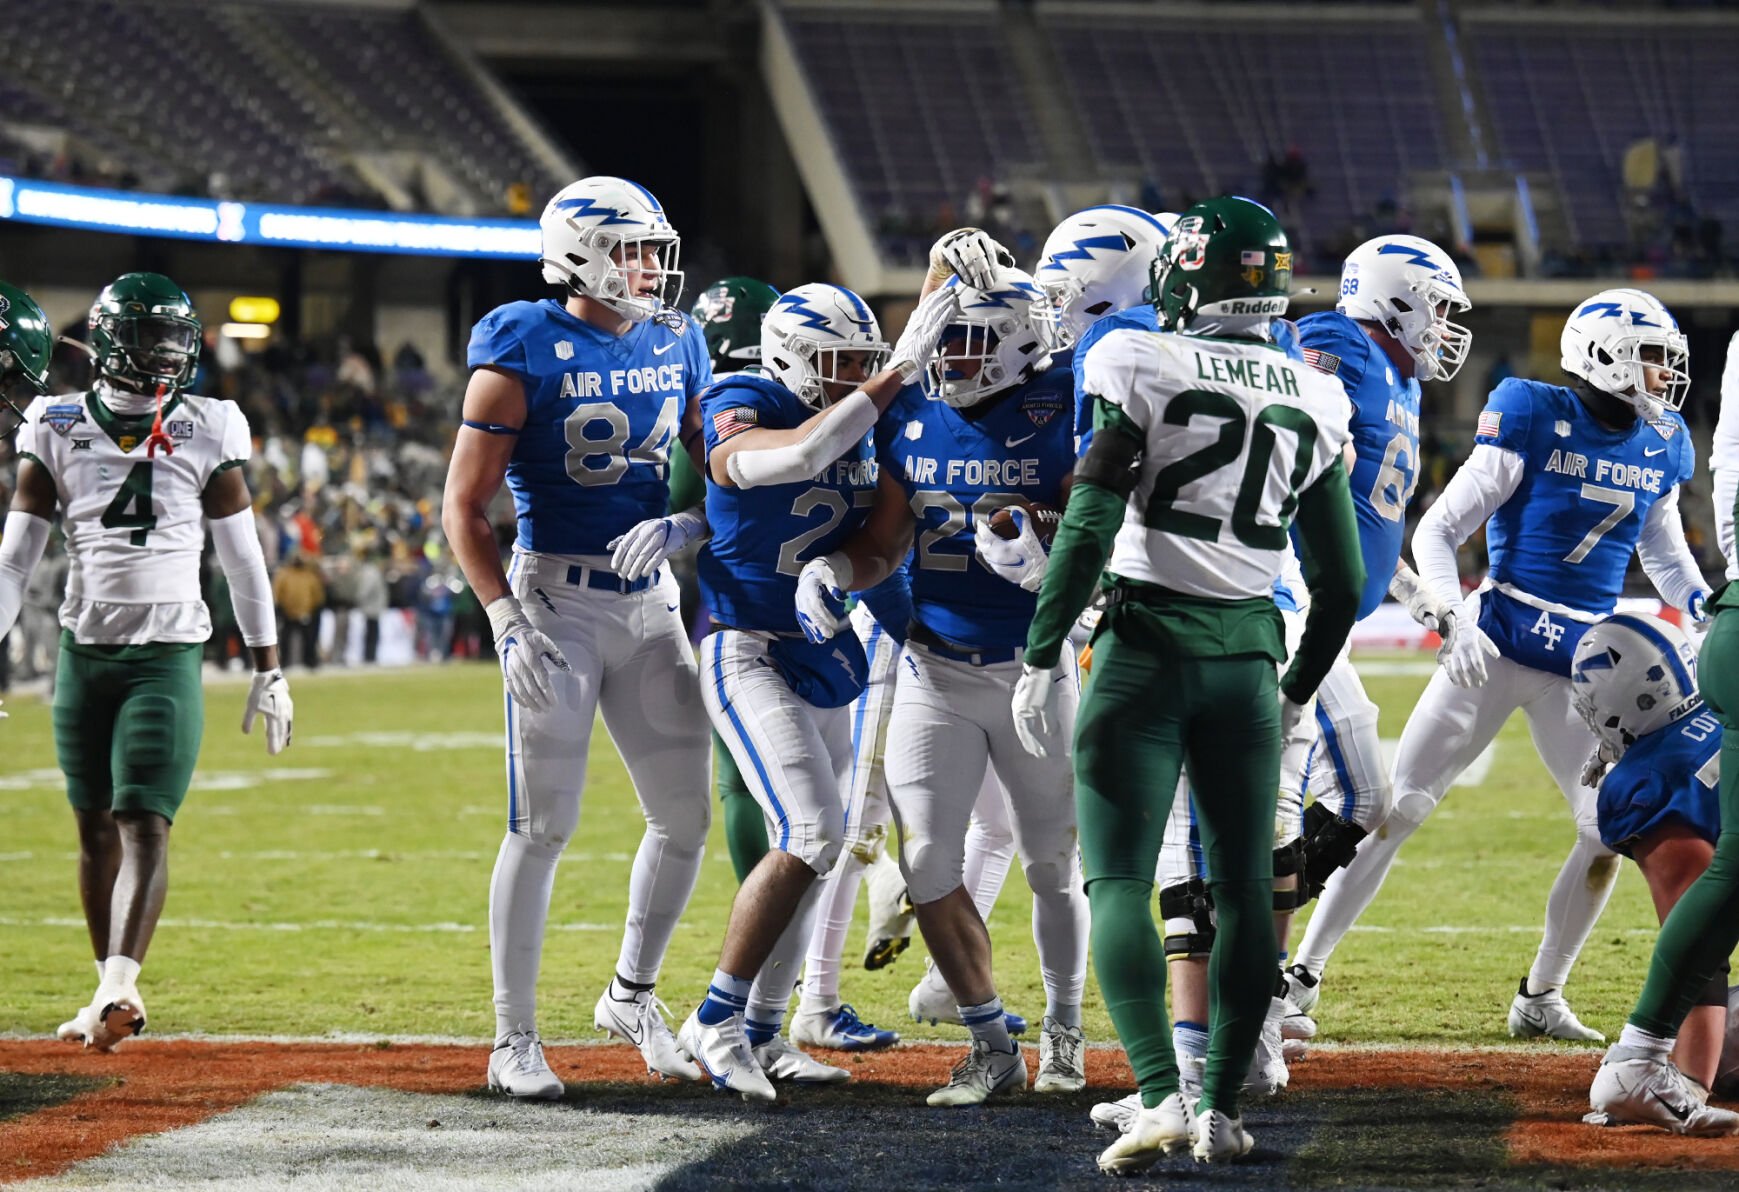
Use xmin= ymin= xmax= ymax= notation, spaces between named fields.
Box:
xmin=540 ymin=176 xmax=684 ymax=323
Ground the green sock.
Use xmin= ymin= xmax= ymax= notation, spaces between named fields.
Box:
xmin=714 ymin=732 xmax=768 ymax=883
xmin=1087 ymin=877 xmax=1178 ymax=1108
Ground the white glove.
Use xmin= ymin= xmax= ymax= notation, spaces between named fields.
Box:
xmin=795 ymin=556 xmax=848 ymax=644
xmin=1580 ymin=739 xmax=1620 ymax=788
xmin=242 ymin=668 xmax=294 ymax=755
xmin=486 ymin=595 xmax=571 ymax=715
xmin=890 ymin=287 xmax=961 ymax=383
xmin=1280 ymin=692 xmax=1317 ymax=743
xmin=926 ymin=227 xmax=1014 ymax=291
xmin=1439 ymin=594 xmax=1499 ymax=688
xmin=606 ymin=507 xmax=709 ymax=581
xmin=1013 ymin=662 xmax=1064 ymax=757
xmin=973 ymin=509 xmax=1049 ymax=592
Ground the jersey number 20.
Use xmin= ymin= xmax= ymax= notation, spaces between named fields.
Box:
xmin=1143 ymin=390 xmax=1318 ymax=548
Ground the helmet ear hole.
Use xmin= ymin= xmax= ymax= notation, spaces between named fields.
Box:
xmin=1391 ymin=297 xmax=1413 ymax=314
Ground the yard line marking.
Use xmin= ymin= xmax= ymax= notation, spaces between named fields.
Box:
xmin=0 ymin=916 xmax=619 ymax=933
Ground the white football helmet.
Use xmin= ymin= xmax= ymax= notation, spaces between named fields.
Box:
xmin=927 ymin=267 xmax=1048 ymax=408
xmin=1337 ymin=235 xmax=1470 ymax=382
xmin=761 ymin=284 xmax=890 ymax=408
xmin=539 ymin=176 xmax=683 ymax=323
xmin=1570 ymin=612 xmax=1701 ymax=760
xmin=1560 ymin=288 xmax=1689 ymax=421
xmin=1031 ymin=205 xmax=1175 ymax=353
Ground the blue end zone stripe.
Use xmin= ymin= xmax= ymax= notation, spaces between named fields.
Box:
xmin=843 ymin=620 xmax=884 ymax=838
xmin=711 ymin=635 xmax=790 ymax=851
xmin=1607 ymin=614 xmax=1696 ymax=694
xmin=1316 ymin=710 xmax=1359 ymax=823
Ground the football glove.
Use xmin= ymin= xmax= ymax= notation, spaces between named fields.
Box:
xmin=1687 ymin=591 xmax=1712 ymax=642
xmin=242 ymin=668 xmax=294 ymax=754
xmin=795 ymin=556 xmax=848 ymax=644
xmin=1440 ymin=593 xmax=1499 ymax=688
xmin=890 ymin=287 xmax=961 ymax=383
xmin=1280 ymin=691 xmax=1317 ymax=744
xmin=1389 ymin=563 xmax=1454 ymax=635
xmin=486 ymin=595 xmax=571 ymax=715
xmin=606 ymin=507 xmax=709 ymax=581
xmin=973 ymin=508 xmax=1049 ymax=592
xmin=1580 ymin=739 xmax=1620 ymax=788
xmin=1013 ymin=662 xmax=1065 ymax=757
xmin=926 ymin=227 xmax=1015 ymax=292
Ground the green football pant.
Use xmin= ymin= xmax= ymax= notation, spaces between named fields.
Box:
xmin=1075 ymin=625 xmax=1280 ymax=1117
xmin=715 ymin=730 xmax=769 ymax=882
xmin=1630 ymin=610 xmax=1739 ymax=1037
xmin=52 ymin=637 xmax=204 ymax=823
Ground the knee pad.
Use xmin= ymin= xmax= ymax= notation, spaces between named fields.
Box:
xmin=647 ymin=793 xmax=713 ymax=852
xmin=1271 ymin=836 xmax=1305 ymax=912
xmin=1700 ymin=963 xmax=1732 ymax=1008
xmin=1159 ymin=878 xmax=1216 ymax=960
xmin=1301 ymin=801 xmax=1368 ymax=903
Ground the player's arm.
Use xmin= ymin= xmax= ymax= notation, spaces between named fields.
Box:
xmin=443 ymin=366 xmax=524 ymax=607
xmin=1636 ymin=486 xmax=1711 ymax=620
xmin=1712 ymin=331 xmax=1739 ymax=580
xmin=794 ymin=472 xmax=914 ymax=643
xmin=203 ymin=464 xmax=293 ymax=753
xmin=1389 ymin=559 xmax=1452 ymax=633
xmin=1410 ymin=444 xmax=1523 ymax=609
xmin=0 ymin=456 xmax=57 ymax=643
xmin=1282 ymin=460 xmax=1365 ymax=704
xmin=922 ymin=228 xmax=1012 ymax=297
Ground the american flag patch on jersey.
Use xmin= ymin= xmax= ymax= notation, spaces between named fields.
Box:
xmin=712 ymin=406 xmax=759 ymax=441
xmin=1477 ymin=411 xmax=1503 ymax=439
xmin=1301 ymin=348 xmax=1340 ymax=376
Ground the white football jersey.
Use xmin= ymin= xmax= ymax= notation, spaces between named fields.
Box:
xmin=1082 ymin=329 xmax=1352 ymax=599
xmin=15 ymin=387 xmax=252 ymax=644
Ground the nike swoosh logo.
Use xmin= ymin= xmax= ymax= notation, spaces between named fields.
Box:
xmin=653 ymin=341 xmax=677 ymax=356
xmin=1650 ymin=1089 xmax=1692 ymax=1122
xmin=1517 ymin=1007 xmax=1548 ymax=1029
xmin=1005 ymin=433 xmax=1036 ymax=448
xmin=609 ymin=1004 xmax=647 ymax=1047
xmin=1644 ymin=447 xmax=1666 ymax=457
xmin=667 ymin=603 xmax=679 ymax=612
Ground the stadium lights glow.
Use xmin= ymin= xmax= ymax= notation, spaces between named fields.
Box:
xmin=229 ymin=296 xmax=281 ymax=324
xmin=0 ymin=176 xmax=540 ymax=259
xmin=221 ymin=322 xmax=273 ymax=340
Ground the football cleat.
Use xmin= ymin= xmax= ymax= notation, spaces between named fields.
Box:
xmin=487 ymin=1030 xmax=564 ymax=1101
xmin=790 ymin=1002 xmax=899 ymax=1051
xmin=1509 ymin=978 xmax=1605 ymax=1042
xmin=677 ymin=1010 xmax=776 ymax=1102
xmin=1282 ymin=963 xmax=1320 ymax=1015
xmin=1090 ymin=1091 xmax=1141 ymax=1133
xmin=63 ymin=986 xmax=147 ymax=1053
xmin=1281 ymin=999 xmax=1317 ymax=1041
xmin=863 ymin=852 xmax=915 ymax=970
xmin=751 ymin=1035 xmax=851 ymax=1084
xmin=1097 ymin=1093 xmax=1195 ymax=1174
xmin=1244 ymin=996 xmax=1291 ymax=1097
xmin=1192 ymin=1108 xmax=1256 ymax=1163
xmin=926 ymin=1037 xmax=1027 ymax=1107
xmin=593 ymin=986 xmax=702 ymax=1081
xmin=1033 ymin=1016 xmax=1086 ymax=1094
xmin=55 ymin=1004 xmax=103 ymax=1050
xmin=1589 ymin=1045 xmax=1739 ymax=1136
xmin=907 ymin=958 xmax=1027 ymax=1035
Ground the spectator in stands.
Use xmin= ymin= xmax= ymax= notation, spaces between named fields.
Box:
xmin=273 ymin=550 xmax=327 ymax=670
xmin=353 ymin=552 xmax=389 ymax=664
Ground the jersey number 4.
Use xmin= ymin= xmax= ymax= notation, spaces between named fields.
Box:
xmin=563 ymin=397 xmax=679 ymax=487
xmin=100 ymin=462 xmax=157 ymax=546
xmin=1143 ymin=390 xmax=1318 ymax=548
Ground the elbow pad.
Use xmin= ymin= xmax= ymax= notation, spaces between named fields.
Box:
xmin=1072 ymin=423 xmax=1142 ymax=498
xmin=0 ymin=510 xmax=51 ymax=642
xmin=210 ymin=509 xmax=278 ymax=648
xmin=726 ymin=389 xmax=879 ymax=490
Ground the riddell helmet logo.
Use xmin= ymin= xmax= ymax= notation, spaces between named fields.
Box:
xmin=1221 ymin=298 xmax=1288 ymax=315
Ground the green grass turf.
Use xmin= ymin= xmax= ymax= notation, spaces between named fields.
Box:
xmin=0 ymin=656 xmax=1663 ymax=1048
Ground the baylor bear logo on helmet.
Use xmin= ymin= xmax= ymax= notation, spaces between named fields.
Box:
xmin=1150 ymin=196 xmax=1293 ymax=336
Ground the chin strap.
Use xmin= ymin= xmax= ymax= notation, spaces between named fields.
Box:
xmin=145 ymin=381 xmax=175 ymax=458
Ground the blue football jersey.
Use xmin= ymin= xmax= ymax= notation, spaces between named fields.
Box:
xmin=878 ymin=366 xmax=1076 ymax=649
xmin=467 ymin=299 xmax=712 ymax=555
xmin=698 ymin=375 xmax=879 ymax=634
xmin=1597 ymin=704 xmax=1722 ymax=856
xmin=1478 ymin=378 xmax=1694 ymax=616
xmin=856 ymin=553 xmax=914 ymax=644
xmin=1297 ymin=311 xmax=1421 ymax=620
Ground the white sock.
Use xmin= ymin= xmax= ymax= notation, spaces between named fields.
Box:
xmin=489 ymin=832 xmax=563 ymax=1040
xmin=614 ymin=828 xmax=705 ymax=985
xmin=960 ymin=996 xmax=1013 ymax=1052
xmin=1530 ymin=833 xmax=1619 ymax=992
xmin=1174 ymin=1021 xmax=1209 ymax=1060
xmin=99 ymin=955 xmax=141 ymax=991
xmin=1617 ymin=1023 xmax=1674 ymax=1056
xmin=746 ymin=873 xmax=825 ymax=1026
xmin=963 ymin=824 xmax=1015 ymax=923
xmin=1294 ymin=809 xmax=1422 ymax=977
xmin=1032 ymin=884 xmax=1088 ymax=1024
xmin=799 ymin=850 xmax=868 ymax=1012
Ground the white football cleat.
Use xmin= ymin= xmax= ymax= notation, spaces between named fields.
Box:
xmin=1282 ymin=963 xmax=1320 ymax=1015
xmin=790 ymin=1002 xmax=899 ymax=1051
xmin=1281 ymin=999 xmax=1317 ymax=1041
xmin=926 ymin=1037 xmax=1027 ymax=1107
xmin=1033 ymin=1016 xmax=1085 ymax=1093
xmin=55 ymin=1004 xmax=100 ymax=1049
xmin=1090 ymin=1091 xmax=1141 ymax=1133
xmin=593 ymin=986 xmax=702 ymax=1081
xmin=863 ymin=851 xmax=915 ymax=970
xmin=677 ymin=1010 xmax=776 ymax=1103
xmin=751 ymin=1035 xmax=851 ymax=1084
xmin=1192 ymin=1107 xmax=1255 ymax=1162
xmin=487 ymin=1030 xmax=564 ymax=1100
xmin=1097 ymin=1093 xmax=1195 ymax=1174
xmin=65 ymin=986 xmax=146 ymax=1053
xmin=1244 ymin=996 xmax=1290 ymax=1097
xmin=1589 ymin=1045 xmax=1739 ymax=1136
xmin=907 ymin=958 xmax=1028 ymax=1034
xmin=1508 ymin=978 xmax=1605 ymax=1042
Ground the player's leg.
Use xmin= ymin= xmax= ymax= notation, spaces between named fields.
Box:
xmin=715 ymin=730 xmax=767 ymax=883
xmin=1291 ymin=659 xmax=1527 ymax=999
xmin=1301 ymin=650 xmax=1392 ymax=902
xmin=1629 ymin=826 xmax=1723 ymax=1088
xmin=53 ymin=642 xmax=123 ymax=977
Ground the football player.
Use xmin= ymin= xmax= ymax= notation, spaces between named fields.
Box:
xmin=444 ymin=176 xmax=714 ymax=1098
xmin=0 ymin=273 xmax=292 ymax=1050
xmin=1290 ymin=288 xmax=1709 ymax=1041
xmin=0 ymin=278 xmax=54 ymax=434
xmin=799 ymin=265 xmax=1092 ymax=1105
xmin=1569 ymin=615 xmax=1739 ymax=1135
xmin=678 ymin=282 xmax=956 ymax=1100
xmin=1014 ymin=197 xmax=1364 ymax=1168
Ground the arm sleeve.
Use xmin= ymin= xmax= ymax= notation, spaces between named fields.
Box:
xmin=1281 ymin=459 xmax=1365 ymax=703
xmin=1637 ymin=487 xmax=1710 ymax=613
xmin=1412 ymin=444 xmax=1524 ymax=608
xmin=0 ymin=510 xmax=52 ymax=641
xmin=857 ymin=558 xmax=913 ymax=645
xmin=725 ymin=388 xmax=880 ymax=489
xmin=210 ymin=508 xmax=279 ymax=648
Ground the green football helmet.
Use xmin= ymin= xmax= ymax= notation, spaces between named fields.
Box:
xmin=1150 ymin=196 xmax=1292 ymax=336
xmin=0 ymin=279 xmax=54 ymax=426
xmin=690 ymin=276 xmax=781 ymax=373
xmin=88 ymin=272 xmax=201 ymax=393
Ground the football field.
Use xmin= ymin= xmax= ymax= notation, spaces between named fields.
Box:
xmin=1 ymin=657 xmax=1734 ymax=1187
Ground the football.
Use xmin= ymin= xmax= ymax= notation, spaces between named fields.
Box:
xmin=987 ymin=499 xmax=1063 ymax=544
